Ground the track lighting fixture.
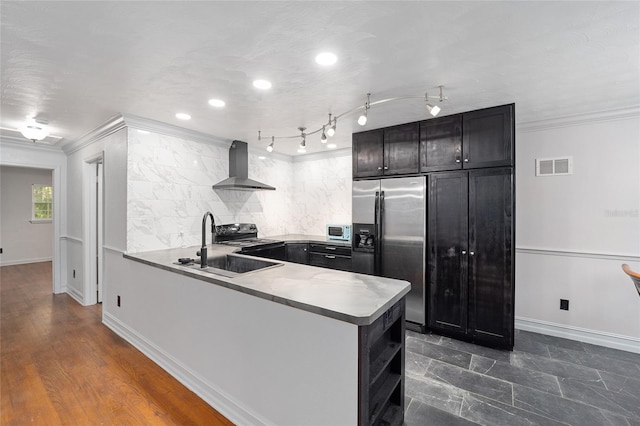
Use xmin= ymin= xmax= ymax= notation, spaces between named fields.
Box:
xmin=263 ymin=86 xmax=448 ymax=152
xmin=358 ymin=93 xmax=370 ymax=126
xmin=326 ymin=113 xmax=336 ymax=137
xmin=298 ymin=127 xmax=306 ymax=150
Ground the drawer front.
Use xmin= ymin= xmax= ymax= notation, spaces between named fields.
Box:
xmin=308 ymin=253 xmax=352 ymax=271
xmin=309 ymin=243 xmax=351 ymax=257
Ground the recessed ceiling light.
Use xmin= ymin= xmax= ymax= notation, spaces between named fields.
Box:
xmin=327 ymin=143 xmax=337 ymax=149
xmin=315 ymin=52 xmax=337 ymax=66
xmin=208 ymin=99 xmax=226 ymax=108
xmin=253 ymin=79 xmax=272 ymax=90
xmin=176 ymin=113 xmax=191 ymax=120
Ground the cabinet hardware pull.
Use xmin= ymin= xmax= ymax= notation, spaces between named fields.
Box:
xmin=455 ymin=159 xmax=461 ymax=163
xmin=325 ymin=247 xmax=336 ymax=250
xmin=325 ymin=255 xmax=336 ymax=259
xmin=377 ymin=166 xmax=383 ymax=170
xmin=464 ymin=156 xmax=469 ymax=163
xmin=470 ymin=251 xmax=475 ymax=256
xmin=384 ymin=166 xmax=389 ymax=170
xmin=462 ymin=250 xmax=467 ymax=255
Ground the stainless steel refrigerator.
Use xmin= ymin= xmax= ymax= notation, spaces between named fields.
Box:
xmin=352 ymin=176 xmax=426 ymax=330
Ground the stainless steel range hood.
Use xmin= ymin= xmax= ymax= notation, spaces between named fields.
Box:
xmin=212 ymin=140 xmax=275 ymax=191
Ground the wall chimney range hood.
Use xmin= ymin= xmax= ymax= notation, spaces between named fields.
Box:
xmin=212 ymin=140 xmax=275 ymax=191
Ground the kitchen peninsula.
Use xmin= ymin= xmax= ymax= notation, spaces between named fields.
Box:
xmin=106 ymin=238 xmax=410 ymax=426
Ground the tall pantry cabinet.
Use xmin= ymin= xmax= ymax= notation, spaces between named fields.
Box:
xmin=426 ymin=104 xmax=515 ymax=350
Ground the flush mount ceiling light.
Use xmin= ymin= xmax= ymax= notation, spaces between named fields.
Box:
xmin=253 ymin=79 xmax=272 ymax=90
xmin=261 ymin=86 xmax=448 ymax=152
xmin=315 ymin=52 xmax=337 ymax=66
xmin=176 ymin=112 xmax=191 ymax=120
xmin=19 ymin=118 xmax=49 ymax=142
xmin=208 ymin=99 xmax=226 ymax=108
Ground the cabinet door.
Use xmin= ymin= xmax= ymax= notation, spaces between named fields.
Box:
xmin=383 ymin=122 xmax=419 ymax=175
xmin=462 ymin=104 xmax=514 ymax=169
xmin=468 ymin=168 xmax=514 ymax=349
xmin=286 ymin=243 xmax=308 ymax=264
xmin=420 ymin=115 xmax=462 ymax=172
xmin=353 ymin=129 xmax=384 ymax=178
xmin=427 ymin=172 xmax=468 ymax=336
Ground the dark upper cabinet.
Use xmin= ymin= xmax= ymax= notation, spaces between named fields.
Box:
xmin=353 ymin=123 xmax=419 ymax=178
xmin=428 ymin=172 xmax=468 ymax=336
xmin=427 ymin=167 xmax=514 ymax=350
xmin=420 ymin=115 xmax=463 ymax=172
xmin=462 ymin=104 xmax=514 ymax=169
xmin=383 ymin=122 xmax=420 ymax=176
xmin=352 ymin=129 xmax=384 ymax=178
xmin=468 ymin=168 xmax=514 ymax=348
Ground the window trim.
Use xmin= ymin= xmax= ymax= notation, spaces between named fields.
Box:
xmin=31 ymin=184 xmax=53 ymax=222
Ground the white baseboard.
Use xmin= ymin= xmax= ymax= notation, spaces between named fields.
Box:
xmin=0 ymin=257 xmax=52 ymax=267
xmin=516 ymin=317 xmax=640 ymax=354
xmin=102 ymin=312 xmax=265 ymax=426
xmin=66 ymin=285 xmax=84 ymax=305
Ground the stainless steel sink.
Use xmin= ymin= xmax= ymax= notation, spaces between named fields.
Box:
xmin=184 ymin=254 xmax=283 ymax=278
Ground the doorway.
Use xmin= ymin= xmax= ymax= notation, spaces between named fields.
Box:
xmin=83 ymin=156 xmax=103 ymax=305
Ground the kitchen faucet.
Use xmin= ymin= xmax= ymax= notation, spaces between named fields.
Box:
xmin=197 ymin=211 xmax=216 ymax=268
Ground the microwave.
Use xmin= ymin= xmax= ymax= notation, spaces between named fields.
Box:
xmin=326 ymin=224 xmax=351 ymax=241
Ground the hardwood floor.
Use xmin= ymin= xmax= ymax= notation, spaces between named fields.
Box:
xmin=1 ymin=262 xmax=233 ymax=425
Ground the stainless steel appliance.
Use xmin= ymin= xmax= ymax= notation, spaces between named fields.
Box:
xmin=214 ymin=223 xmax=286 ymax=260
xmin=352 ymin=176 xmax=426 ymax=330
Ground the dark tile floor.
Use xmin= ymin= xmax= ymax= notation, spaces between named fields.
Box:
xmin=403 ymin=329 xmax=640 ymax=426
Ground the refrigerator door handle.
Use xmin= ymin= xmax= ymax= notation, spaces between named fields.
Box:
xmin=374 ymin=191 xmax=381 ymax=276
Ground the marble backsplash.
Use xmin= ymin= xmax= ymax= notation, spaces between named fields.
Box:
xmin=127 ymin=130 xmax=352 ymax=253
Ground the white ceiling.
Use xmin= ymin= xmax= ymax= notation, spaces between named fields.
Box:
xmin=1 ymin=1 xmax=639 ymax=156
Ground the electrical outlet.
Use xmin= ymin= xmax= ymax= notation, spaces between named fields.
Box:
xmin=560 ymin=299 xmax=569 ymax=310
xmin=117 ymin=295 xmax=121 ymax=307
xmin=73 ymin=269 xmax=76 ymax=278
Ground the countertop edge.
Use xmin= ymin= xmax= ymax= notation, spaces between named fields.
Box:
xmin=122 ymin=250 xmax=410 ymax=327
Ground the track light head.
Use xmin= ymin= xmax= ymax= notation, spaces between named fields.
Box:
xmin=266 ymin=135 xmax=274 ymax=152
xmin=321 ymin=126 xmax=327 ymax=143
xmin=426 ymin=103 xmax=441 ymax=117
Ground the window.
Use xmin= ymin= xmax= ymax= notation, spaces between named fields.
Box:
xmin=32 ymin=184 xmax=53 ymax=222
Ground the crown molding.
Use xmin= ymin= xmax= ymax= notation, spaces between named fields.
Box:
xmin=517 ymin=106 xmax=640 ymax=133
xmin=292 ymin=147 xmax=351 ymax=163
xmin=0 ymin=135 xmax=65 ymax=153
xmin=62 ymin=114 xmax=127 ymax=154
xmin=122 ymin=113 xmax=232 ymax=150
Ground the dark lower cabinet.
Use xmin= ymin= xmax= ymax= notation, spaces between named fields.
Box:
xmin=428 ymin=168 xmax=514 ymax=349
xmin=358 ymin=297 xmax=405 ymax=426
xmin=285 ymin=243 xmax=308 ymax=264
xmin=309 ymin=243 xmax=352 ymax=271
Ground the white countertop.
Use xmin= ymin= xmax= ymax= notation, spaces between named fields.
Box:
xmin=124 ymin=236 xmax=410 ymax=326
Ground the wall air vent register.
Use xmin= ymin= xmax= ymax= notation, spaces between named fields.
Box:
xmin=536 ymin=157 xmax=573 ymax=176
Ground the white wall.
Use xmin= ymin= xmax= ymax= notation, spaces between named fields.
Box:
xmin=64 ymin=126 xmax=128 ymax=305
xmin=515 ymin=111 xmax=640 ymax=352
xmin=291 ymin=150 xmax=353 ymax=236
xmin=0 ymin=166 xmax=53 ymax=265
